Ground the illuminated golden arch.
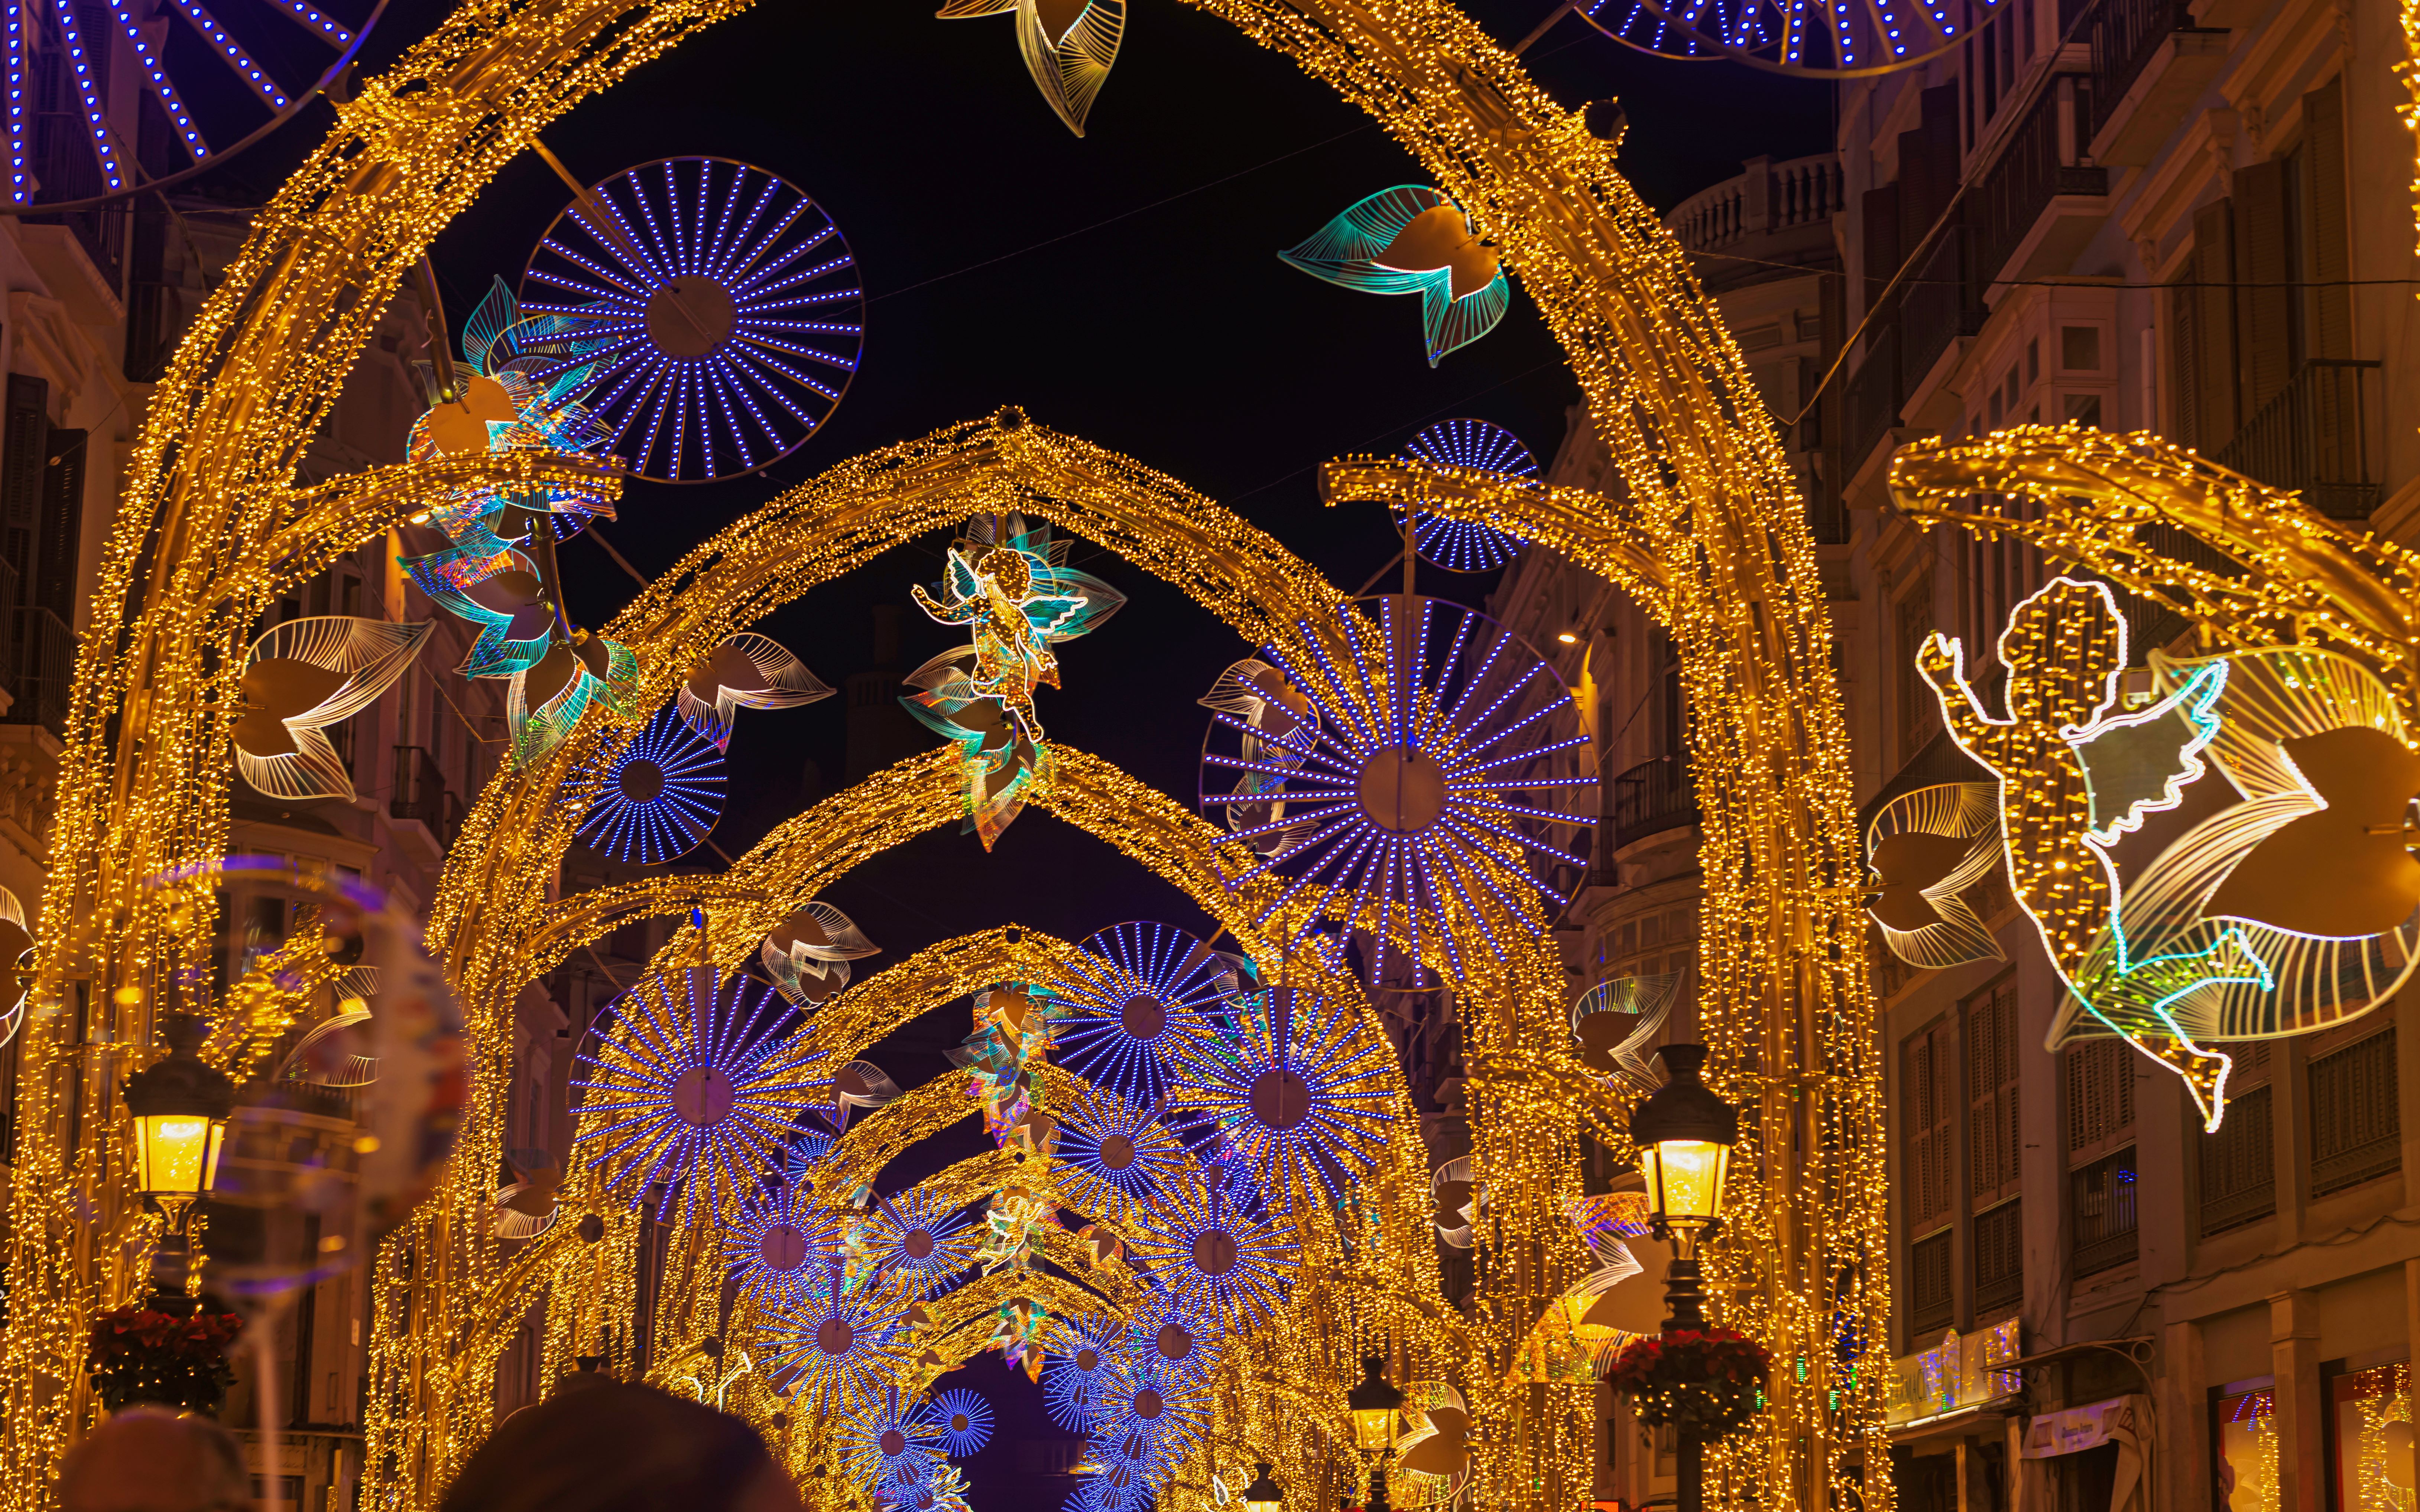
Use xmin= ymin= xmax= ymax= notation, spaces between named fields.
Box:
xmin=5 ymin=0 xmax=1897 ymax=1502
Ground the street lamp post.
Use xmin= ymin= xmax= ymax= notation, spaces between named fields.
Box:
xmin=121 ymin=1012 xmax=235 ymax=1314
xmin=1346 ymin=1354 xmax=1402 ymax=1512
xmin=1629 ymin=1043 xmax=1739 ymax=1512
xmin=1244 ymin=1461 xmax=1284 ymax=1512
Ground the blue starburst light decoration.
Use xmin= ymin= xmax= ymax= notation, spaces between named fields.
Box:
xmin=1091 ymin=1358 xmax=1211 ymax=1460
xmin=1050 ymin=921 xmax=1238 ymax=1107
xmin=761 ymin=1268 xmax=908 ymax=1409
xmin=927 ymin=1389 xmax=995 ymax=1456
xmin=1055 ymin=1084 xmax=1186 ymax=1215
xmin=1385 ymin=419 xmax=1536 ymax=574
xmin=1118 ymin=1291 xmax=1219 ymax=1386
xmin=571 ymin=965 xmax=821 ymax=1225
xmin=1042 ymin=1317 xmax=1121 ymax=1432
xmin=837 ymin=1396 xmax=944 ymax=1484
xmin=520 ymin=157 xmax=863 ymax=483
xmin=867 ymin=1191 xmax=982 ymax=1298
xmin=1167 ymin=985 xmax=1392 ymax=1204
xmin=723 ymin=1182 xmax=847 ymax=1307
xmin=574 ymin=702 xmax=726 ymax=864
xmin=1198 ymin=596 xmax=1596 ymax=980
xmin=1123 ymin=1165 xmax=1298 ymax=1328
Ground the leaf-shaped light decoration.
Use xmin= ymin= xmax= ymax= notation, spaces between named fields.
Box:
xmin=678 ymin=633 xmax=834 ymax=750
xmin=834 ymin=1060 xmax=907 ymax=1121
xmin=936 ymin=0 xmax=1124 ymax=138
xmin=1863 ymin=783 xmax=2008 ymax=969
xmin=1431 ymin=1154 xmax=1475 ymax=1249
xmin=422 ymin=558 xmax=555 ymax=679
xmin=489 ymin=1149 xmax=564 ymax=1239
xmin=2051 ymin=646 xmax=2420 ymax=1103
xmin=0 ymin=885 xmax=30 ymax=1052
xmin=278 ymin=995 xmax=379 ymax=1087
xmin=1567 ymin=971 xmax=1682 ymax=1094
xmin=233 ymin=617 xmax=433 ymax=803
xmin=508 ymin=634 xmax=638 ymax=769
xmin=762 ymin=901 xmax=880 ymax=1007
xmin=1195 ymin=659 xmax=1322 ymax=861
xmin=1278 ymin=186 xmax=1509 ymax=367
xmin=1396 ymin=1381 xmax=1473 ymax=1499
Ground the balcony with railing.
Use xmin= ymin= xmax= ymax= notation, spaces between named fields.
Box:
xmin=1610 ymin=755 xmax=1699 ymax=849
xmin=2213 ymin=360 xmax=2382 ymax=521
xmin=2070 ymin=1145 xmax=2140 ymax=1276
xmin=390 ymin=747 xmax=466 ymax=848
xmin=1666 ymin=153 xmax=1845 ymax=294
xmin=3 ymin=604 xmax=73 ymax=739
xmin=1970 ymin=83 xmax=2109 ymax=293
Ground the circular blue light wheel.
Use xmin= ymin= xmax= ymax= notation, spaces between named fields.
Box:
xmin=1578 ymin=0 xmax=1999 ymax=75
xmin=1386 ymin=418 xmax=1535 ymax=573
xmin=4 ymin=0 xmax=384 ymax=211
xmin=520 ymin=156 xmax=864 ymax=483
xmin=575 ymin=702 xmax=726 ymax=864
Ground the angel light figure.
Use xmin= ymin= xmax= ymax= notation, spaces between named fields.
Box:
xmin=903 ymin=515 xmax=1123 ymax=849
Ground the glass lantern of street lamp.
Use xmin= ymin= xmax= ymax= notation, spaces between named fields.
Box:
xmin=1346 ymin=1355 xmax=1403 ymax=1452
xmin=122 ymin=1013 xmax=235 ymax=1223
xmin=1244 ymin=1461 xmax=1284 ymax=1512
xmin=1628 ymin=1043 xmax=1736 ymax=1254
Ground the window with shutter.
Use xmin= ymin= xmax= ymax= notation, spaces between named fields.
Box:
xmin=2301 ymin=76 xmax=2349 ymax=361
xmin=2066 ymin=1039 xmax=2137 ymax=1164
xmin=1910 ymin=1228 xmax=1953 ymax=1336
xmin=2198 ymin=1082 xmax=2275 ymax=1235
xmin=2309 ymin=1029 xmax=2399 ymax=1197
xmin=2233 ymin=160 xmax=2299 ymax=419
xmin=2187 ymin=198 xmax=2239 ymax=448
xmin=1899 ymin=578 xmax=1939 ymax=763
xmin=1968 ymin=975 xmax=2021 ymax=1207
xmin=1907 ymin=1018 xmax=1957 ymax=1235
xmin=1972 ymin=1198 xmax=2022 ymax=1317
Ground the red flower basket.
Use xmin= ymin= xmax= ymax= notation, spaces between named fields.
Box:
xmin=1606 ymin=1328 xmax=1770 ymax=1439
xmin=87 ymin=1304 xmax=244 ymax=1416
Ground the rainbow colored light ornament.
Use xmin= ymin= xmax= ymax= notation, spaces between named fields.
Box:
xmin=903 ymin=514 xmax=1125 ymax=849
xmin=952 ymin=982 xmax=1057 ymax=1149
xmin=574 ymin=703 xmax=726 ymax=864
xmin=1050 ymin=921 xmax=1237 ymax=1108
xmin=1278 ymin=187 xmax=1509 ymax=366
xmin=571 ymin=964 xmax=822 ymax=1225
xmin=509 ymin=633 xmax=640 ymax=768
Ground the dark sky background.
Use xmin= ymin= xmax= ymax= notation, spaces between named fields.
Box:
xmin=201 ymin=0 xmax=1822 ymax=1496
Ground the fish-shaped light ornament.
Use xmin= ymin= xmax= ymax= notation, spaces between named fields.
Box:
xmin=1279 ymin=186 xmax=1510 ymax=366
xmin=1862 ymin=783 xmax=2007 ymax=969
xmin=762 ymin=901 xmax=879 ymax=1007
xmin=232 ymin=616 xmax=433 ymax=802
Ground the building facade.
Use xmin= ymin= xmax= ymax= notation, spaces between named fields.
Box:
xmin=1516 ymin=0 xmax=2420 ymax=1506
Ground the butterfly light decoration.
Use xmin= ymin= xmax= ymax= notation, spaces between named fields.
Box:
xmin=1278 ymin=186 xmax=1510 ymax=366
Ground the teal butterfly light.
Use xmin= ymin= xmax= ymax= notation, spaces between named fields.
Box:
xmin=1278 ymin=186 xmax=1509 ymax=366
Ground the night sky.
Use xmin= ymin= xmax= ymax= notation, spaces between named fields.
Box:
xmin=205 ymin=0 xmax=1821 ymax=1498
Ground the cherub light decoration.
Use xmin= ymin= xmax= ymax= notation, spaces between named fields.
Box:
xmin=231 ymin=616 xmax=430 ymax=801
xmin=934 ymin=0 xmax=1123 ymax=137
xmin=1279 ymin=186 xmax=1509 ymax=366
xmin=903 ymin=514 xmax=1123 ymax=849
